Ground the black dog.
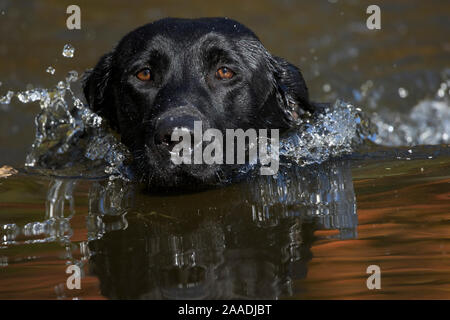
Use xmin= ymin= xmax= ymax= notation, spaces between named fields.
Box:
xmin=83 ymin=17 xmax=321 ymax=189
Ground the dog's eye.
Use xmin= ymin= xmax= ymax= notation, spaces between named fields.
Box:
xmin=215 ymin=67 xmax=234 ymax=80
xmin=136 ymin=68 xmax=152 ymax=81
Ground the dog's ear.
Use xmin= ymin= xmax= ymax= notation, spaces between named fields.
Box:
xmin=257 ymin=55 xmax=315 ymax=130
xmin=272 ymin=56 xmax=315 ymax=121
xmin=82 ymin=51 xmax=119 ymax=131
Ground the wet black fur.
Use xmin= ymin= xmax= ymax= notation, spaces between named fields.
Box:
xmin=83 ymin=17 xmax=318 ymax=189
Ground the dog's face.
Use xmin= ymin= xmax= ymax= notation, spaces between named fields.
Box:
xmin=83 ymin=17 xmax=313 ymax=189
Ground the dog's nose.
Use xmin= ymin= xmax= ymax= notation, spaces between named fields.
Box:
xmin=154 ymin=116 xmax=197 ymax=150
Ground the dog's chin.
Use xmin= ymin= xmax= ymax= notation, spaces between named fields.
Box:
xmin=139 ymin=161 xmax=229 ymax=192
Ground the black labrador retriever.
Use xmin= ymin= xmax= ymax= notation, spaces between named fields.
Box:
xmin=83 ymin=17 xmax=323 ymax=190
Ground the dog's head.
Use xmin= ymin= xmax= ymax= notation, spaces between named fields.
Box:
xmin=83 ymin=17 xmax=314 ymax=189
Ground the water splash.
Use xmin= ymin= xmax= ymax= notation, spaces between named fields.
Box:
xmin=371 ymin=73 xmax=450 ymax=146
xmin=280 ymin=100 xmax=376 ymax=166
xmin=6 ymin=51 xmax=449 ymax=180
xmin=0 ymin=67 xmax=131 ymax=180
xmin=0 ymin=90 xmax=14 ymax=105
xmin=373 ymin=99 xmax=450 ymax=146
xmin=0 ymin=69 xmax=375 ymax=180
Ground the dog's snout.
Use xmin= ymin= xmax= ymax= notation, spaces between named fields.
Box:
xmin=154 ymin=115 xmax=199 ymax=149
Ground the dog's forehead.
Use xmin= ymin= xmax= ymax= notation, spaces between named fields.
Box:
xmin=117 ymin=17 xmax=259 ymax=52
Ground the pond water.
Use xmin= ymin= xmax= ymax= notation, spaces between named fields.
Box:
xmin=0 ymin=0 xmax=449 ymax=299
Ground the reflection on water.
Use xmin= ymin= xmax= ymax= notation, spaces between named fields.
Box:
xmin=2 ymin=155 xmax=448 ymax=299
xmin=0 ymin=0 xmax=449 ymax=300
xmin=1 ymin=160 xmax=357 ymax=299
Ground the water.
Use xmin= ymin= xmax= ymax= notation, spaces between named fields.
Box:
xmin=1 ymin=156 xmax=448 ymax=299
xmin=45 ymin=67 xmax=55 ymax=75
xmin=62 ymin=44 xmax=75 ymax=58
xmin=0 ymin=67 xmax=131 ymax=180
xmin=0 ymin=0 xmax=449 ymax=299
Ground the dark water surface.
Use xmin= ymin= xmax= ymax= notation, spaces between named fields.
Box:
xmin=1 ymin=155 xmax=449 ymax=299
xmin=0 ymin=0 xmax=449 ymax=299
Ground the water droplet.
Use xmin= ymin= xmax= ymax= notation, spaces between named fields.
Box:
xmin=398 ymin=87 xmax=408 ymax=98
xmin=17 ymin=92 xmax=29 ymax=103
xmin=66 ymin=70 xmax=78 ymax=82
xmin=322 ymin=83 xmax=331 ymax=93
xmin=0 ymin=91 xmax=14 ymax=105
xmin=73 ymin=98 xmax=84 ymax=109
xmin=0 ymin=256 xmax=8 ymax=267
xmin=62 ymin=44 xmax=75 ymax=58
xmin=57 ymin=81 xmax=66 ymax=90
xmin=46 ymin=66 xmax=55 ymax=75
